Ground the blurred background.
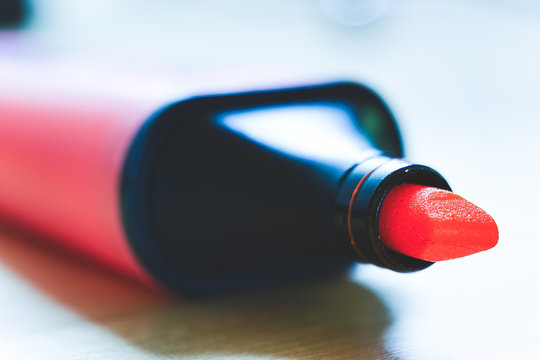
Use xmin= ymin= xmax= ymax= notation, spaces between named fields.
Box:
xmin=3 ymin=0 xmax=539 ymax=183
xmin=1 ymin=0 xmax=539 ymax=359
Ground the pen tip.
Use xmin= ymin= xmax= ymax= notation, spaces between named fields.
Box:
xmin=378 ymin=184 xmax=498 ymax=262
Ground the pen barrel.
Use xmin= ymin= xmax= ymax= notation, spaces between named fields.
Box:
xmin=0 ymin=94 xmax=157 ymax=286
xmin=0 ymin=82 xmax=424 ymax=293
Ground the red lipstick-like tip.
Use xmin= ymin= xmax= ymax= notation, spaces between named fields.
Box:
xmin=378 ymin=184 xmax=498 ymax=262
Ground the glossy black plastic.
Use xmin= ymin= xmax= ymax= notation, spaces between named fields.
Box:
xmin=121 ymin=82 xmax=448 ymax=293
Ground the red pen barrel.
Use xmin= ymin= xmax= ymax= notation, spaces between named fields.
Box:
xmin=0 ymin=95 xmax=158 ymax=287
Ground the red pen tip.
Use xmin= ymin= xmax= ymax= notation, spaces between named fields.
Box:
xmin=378 ymin=184 xmax=498 ymax=262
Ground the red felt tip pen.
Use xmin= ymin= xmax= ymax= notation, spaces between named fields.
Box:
xmin=0 ymin=62 xmax=497 ymax=294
